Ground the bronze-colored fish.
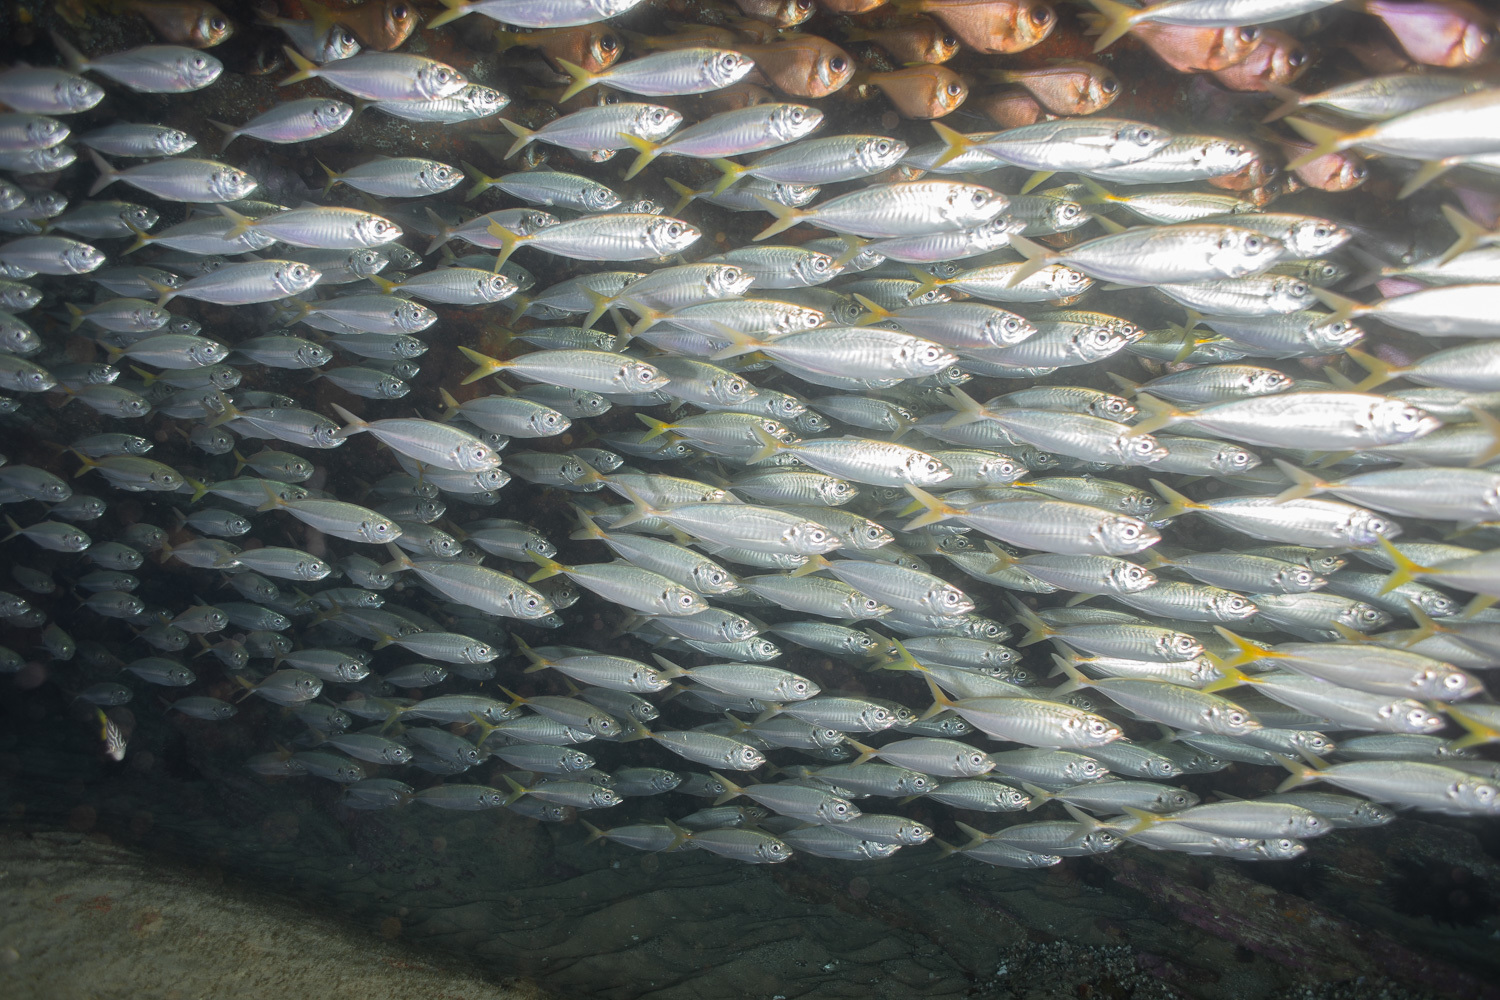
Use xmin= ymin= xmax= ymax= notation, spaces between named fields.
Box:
xmin=818 ymin=0 xmax=890 ymax=12
xmin=696 ymin=82 xmax=778 ymax=114
xmin=309 ymin=0 xmax=419 ymax=52
xmin=624 ymin=25 xmax=742 ymax=52
xmin=864 ymin=64 xmax=967 ymax=118
xmin=1100 ymin=19 xmax=1263 ymax=73
xmin=893 ymin=0 xmax=1054 ymax=54
xmin=740 ymin=38 xmax=856 ymax=98
xmin=1206 ymin=140 xmax=1279 ymax=192
xmin=496 ymin=25 xmax=623 ymax=74
xmin=846 ymin=17 xmax=961 ymax=64
xmin=1265 ymin=132 xmax=1368 ymax=193
xmin=972 ymin=87 xmax=1049 ymax=128
xmin=990 ymin=60 xmax=1119 ymax=116
xmin=1361 ymin=0 xmax=1494 ymax=67
xmin=731 ymin=0 xmax=818 ymax=28
xmin=127 ymin=0 xmax=233 ymax=48
xmin=1211 ymin=30 xmax=1309 ymax=93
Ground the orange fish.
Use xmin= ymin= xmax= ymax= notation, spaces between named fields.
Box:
xmin=991 ymin=60 xmax=1119 ymax=116
xmin=1206 ymin=140 xmax=1279 ymax=192
xmin=1362 ymin=0 xmax=1494 ymax=67
xmin=846 ymin=17 xmax=961 ymax=64
xmin=623 ymin=24 xmax=742 ymax=51
xmin=730 ymin=0 xmax=818 ymax=28
xmin=496 ymin=25 xmax=623 ymax=74
xmin=308 ymin=0 xmax=419 ymax=52
xmin=739 ymin=38 xmax=856 ymax=98
xmin=972 ymin=87 xmax=1049 ymax=128
xmin=1264 ymin=132 xmax=1368 ymax=193
xmin=1140 ymin=22 xmax=1263 ymax=73
xmin=892 ymin=0 xmax=1055 ymax=55
xmin=126 ymin=1 xmax=233 ymax=48
xmin=818 ymin=0 xmax=890 ymax=12
xmin=1211 ymin=30 xmax=1309 ymax=92
xmin=696 ymin=82 xmax=778 ymax=114
xmin=864 ymin=64 xmax=967 ymax=118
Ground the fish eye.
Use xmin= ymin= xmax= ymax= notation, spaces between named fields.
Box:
xmin=393 ymin=3 xmax=409 ymax=16
xmin=1240 ymin=26 xmax=1261 ymax=42
xmin=600 ymin=34 xmax=619 ymax=52
xmin=1288 ymin=48 xmax=1307 ymax=67
xmin=830 ymin=55 xmax=848 ymax=73
xmin=1031 ymin=4 xmax=1052 ymax=24
xmin=942 ymin=33 xmax=959 ymax=47
xmin=192 ymin=56 xmax=208 ymax=69
xmin=1245 ymin=235 xmax=1263 ymax=250
xmin=210 ymin=16 xmax=226 ymax=30
xmin=1101 ymin=77 xmax=1119 ymax=94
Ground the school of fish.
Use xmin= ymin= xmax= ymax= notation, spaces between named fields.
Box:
xmin=2 ymin=0 xmax=1500 ymax=870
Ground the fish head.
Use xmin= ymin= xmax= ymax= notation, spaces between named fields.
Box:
xmin=688 ymin=560 xmax=736 ymax=595
xmin=780 ymin=518 xmax=836 ymax=555
xmin=1256 ymin=837 xmax=1305 ymax=860
xmin=1212 ymin=592 xmax=1259 ymax=620
xmin=1428 ymin=667 xmax=1484 ymax=701
xmin=940 ymin=183 xmax=1009 ymax=229
xmin=56 ymin=74 xmax=104 ymax=111
xmin=757 ymin=839 xmax=793 ymax=862
xmin=1095 ymin=513 xmax=1159 ymax=555
xmin=1109 ymin=562 xmax=1157 ymax=594
xmin=1158 ymin=788 xmax=1198 ymax=812
xmin=1211 ymin=229 xmax=1284 ymax=278
xmin=854 ymin=135 xmax=908 ymax=175
xmin=984 ymin=311 xmax=1035 ymax=348
xmin=769 ymin=103 xmax=824 ymax=143
xmin=789 ymin=250 xmax=839 ymax=286
xmin=177 ymin=51 xmax=223 ymax=89
xmin=416 ymin=62 xmax=467 ymax=101
xmin=903 ymin=450 xmax=953 ymax=487
xmin=315 ymin=24 xmax=361 ymax=60
xmin=1416 ymin=591 xmax=1461 ymax=618
xmin=747 ymin=639 xmax=781 ymax=660
xmin=644 ymin=217 xmax=700 ymax=257
xmin=1107 ymin=121 xmax=1171 ymax=164
xmin=1369 ymin=399 xmax=1441 ymax=446
xmin=631 ymin=104 xmax=683 ymax=141
xmin=458 ymin=84 xmax=507 ymax=116
xmin=1344 ymin=601 xmax=1392 ymax=633
xmin=706 ymin=49 xmax=756 ymax=89
xmin=735 ymin=744 xmax=768 ymax=769
xmin=397 ymin=299 xmax=436 ymax=332
xmin=1208 ymin=444 xmax=1260 ymax=476
xmin=356 ymin=215 xmax=402 ymax=247
xmin=63 ymin=242 xmax=107 ymax=274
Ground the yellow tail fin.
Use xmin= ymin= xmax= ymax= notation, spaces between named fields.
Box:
xmin=750 ymin=195 xmax=809 ymax=242
xmin=555 ymin=57 xmax=600 ymax=103
xmin=279 ymin=46 xmax=319 ymax=86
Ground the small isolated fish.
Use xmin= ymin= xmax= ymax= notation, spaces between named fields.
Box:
xmin=126 ymin=1 xmax=234 ymax=48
